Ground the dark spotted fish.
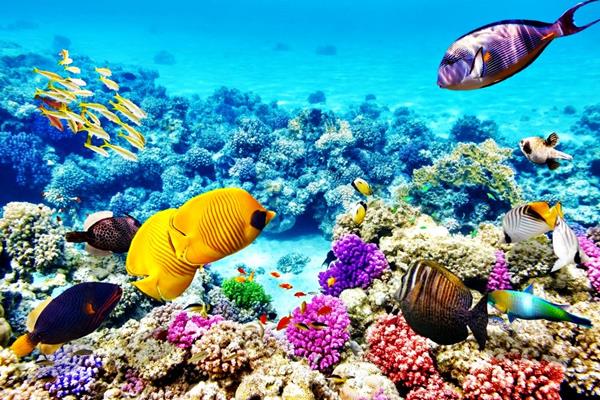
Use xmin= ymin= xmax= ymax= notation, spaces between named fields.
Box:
xmin=519 ymin=132 xmax=573 ymax=170
xmin=438 ymin=0 xmax=600 ymax=90
xmin=394 ymin=260 xmax=488 ymax=349
xmin=502 ymin=201 xmax=561 ymax=243
xmin=10 ymin=282 xmax=122 ymax=357
xmin=66 ymin=211 xmax=140 ymax=256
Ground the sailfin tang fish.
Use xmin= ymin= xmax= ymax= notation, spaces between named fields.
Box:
xmin=65 ymin=211 xmax=140 ymax=256
xmin=502 ymin=201 xmax=562 ymax=243
xmin=395 ymin=260 xmax=489 ymax=350
xmin=126 ymin=188 xmax=275 ymax=300
xmin=552 ymin=216 xmax=590 ymax=272
xmin=488 ymin=284 xmax=592 ymax=327
xmin=438 ymin=0 xmax=600 ymax=90
xmin=520 ymin=132 xmax=573 ymax=170
xmin=10 ymin=282 xmax=122 ymax=357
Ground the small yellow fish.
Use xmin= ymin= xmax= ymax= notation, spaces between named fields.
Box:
xmin=118 ymin=123 xmax=145 ymax=145
xmin=351 ymin=177 xmax=373 ymax=196
xmin=62 ymin=110 xmax=87 ymax=125
xmin=188 ymin=349 xmax=210 ymax=364
xmin=80 ymin=102 xmax=110 ymax=113
xmin=64 ymin=66 xmax=80 ymax=74
xmin=68 ymin=78 xmax=87 ymax=87
xmin=55 ymin=79 xmax=82 ymax=92
xmin=84 ymin=138 xmax=110 ymax=157
xmin=352 ymin=201 xmax=367 ymax=225
xmin=104 ymin=143 xmax=138 ymax=162
xmin=83 ymin=110 xmax=102 ymax=126
xmin=58 ymin=49 xmax=72 ymax=66
xmin=328 ymin=374 xmax=351 ymax=384
xmin=118 ymin=132 xmax=145 ymax=151
xmin=58 ymin=49 xmax=69 ymax=60
xmin=100 ymin=76 xmax=119 ymax=91
xmin=114 ymin=93 xmax=147 ymax=119
xmin=66 ymin=119 xmax=80 ymax=133
xmin=70 ymin=89 xmax=94 ymax=98
xmin=34 ymin=67 xmax=64 ymax=81
xmin=71 ymin=348 xmax=93 ymax=356
xmin=95 ymin=108 xmax=123 ymax=125
xmin=35 ymin=89 xmax=73 ymax=103
xmin=95 ymin=67 xmax=112 ymax=77
xmin=110 ymin=101 xmax=141 ymax=125
xmin=83 ymin=124 xmax=111 ymax=141
xmin=39 ymin=106 xmax=67 ymax=120
xmin=184 ymin=302 xmax=210 ymax=317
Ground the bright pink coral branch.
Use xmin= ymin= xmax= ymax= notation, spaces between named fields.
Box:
xmin=167 ymin=311 xmax=224 ymax=348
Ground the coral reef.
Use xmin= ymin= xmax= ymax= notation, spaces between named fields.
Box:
xmin=486 ymin=250 xmax=512 ymax=291
xmin=276 ymin=251 xmax=310 ymax=274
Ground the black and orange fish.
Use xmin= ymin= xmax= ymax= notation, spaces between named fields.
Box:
xmin=11 ymin=282 xmax=122 ymax=357
xmin=66 ymin=211 xmax=140 ymax=256
xmin=438 ymin=0 xmax=600 ymax=90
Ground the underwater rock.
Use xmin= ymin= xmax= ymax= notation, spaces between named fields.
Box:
xmin=307 ymin=90 xmax=326 ymax=104
xmin=153 ymin=50 xmax=176 ymax=65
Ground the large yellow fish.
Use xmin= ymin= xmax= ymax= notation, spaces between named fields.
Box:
xmin=126 ymin=188 xmax=276 ymax=301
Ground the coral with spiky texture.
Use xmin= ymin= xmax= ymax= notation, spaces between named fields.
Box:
xmin=318 ymin=234 xmax=389 ymax=296
xmin=487 ymin=250 xmax=512 ymax=291
xmin=462 ymin=354 xmax=564 ymax=400
xmin=579 ymin=233 xmax=600 ymax=293
xmin=285 ymin=294 xmax=350 ymax=371
xmin=167 ymin=311 xmax=224 ymax=349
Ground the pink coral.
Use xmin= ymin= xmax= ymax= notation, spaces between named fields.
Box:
xmin=406 ymin=376 xmax=460 ymax=400
xmin=487 ymin=250 xmax=512 ymax=291
xmin=167 ymin=311 xmax=224 ymax=349
xmin=285 ymin=294 xmax=350 ymax=371
xmin=462 ymin=354 xmax=564 ymax=400
xmin=578 ymin=233 xmax=600 ymax=293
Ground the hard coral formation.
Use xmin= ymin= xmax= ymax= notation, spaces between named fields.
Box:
xmin=286 ymin=294 xmax=351 ymax=371
xmin=221 ymin=277 xmax=274 ymax=312
xmin=487 ymin=250 xmax=512 ymax=291
xmin=319 ymin=234 xmax=389 ymax=296
xmin=276 ymin=251 xmax=311 ymax=274
xmin=167 ymin=311 xmax=224 ymax=349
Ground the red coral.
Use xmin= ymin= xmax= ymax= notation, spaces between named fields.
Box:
xmin=463 ymin=354 xmax=565 ymax=400
xmin=406 ymin=376 xmax=460 ymax=400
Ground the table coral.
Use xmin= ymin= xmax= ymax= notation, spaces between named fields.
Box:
xmin=462 ymin=354 xmax=564 ymax=400
xmin=0 ymin=202 xmax=64 ymax=277
xmin=286 ymin=294 xmax=351 ymax=371
xmin=319 ymin=234 xmax=389 ymax=296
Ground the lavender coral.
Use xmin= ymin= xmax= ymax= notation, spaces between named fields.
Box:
xmin=319 ymin=234 xmax=389 ymax=296
xmin=578 ymin=233 xmax=600 ymax=294
xmin=285 ymin=294 xmax=350 ymax=371
xmin=486 ymin=250 xmax=512 ymax=291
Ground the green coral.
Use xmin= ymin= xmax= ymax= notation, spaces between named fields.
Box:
xmin=412 ymin=139 xmax=522 ymax=205
xmin=0 ymin=202 xmax=65 ymax=278
xmin=221 ymin=278 xmax=272 ymax=310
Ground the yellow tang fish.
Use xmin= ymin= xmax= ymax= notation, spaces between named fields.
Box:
xmin=100 ymin=76 xmax=119 ymax=91
xmin=126 ymin=188 xmax=276 ymax=301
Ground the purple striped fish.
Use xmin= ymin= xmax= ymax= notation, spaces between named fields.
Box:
xmin=437 ymin=0 xmax=600 ymax=90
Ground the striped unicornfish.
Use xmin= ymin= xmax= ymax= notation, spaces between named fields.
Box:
xmin=126 ymin=188 xmax=276 ymax=301
xmin=552 ymin=215 xmax=590 ymax=272
xmin=394 ymin=260 xmax=489 ymax=350
xmin=502 ymin=201 xmax=562 ymax=244
xmin=437 ymin=0 xmax=600 ymax=90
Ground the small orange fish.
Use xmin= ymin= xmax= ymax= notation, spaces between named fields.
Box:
xmin=36 ymin=96 xmax=63 ymax=110
xmin=248 ymin=271 xmax=255 ymax=282
xmin=235 ymin=276 xmax=246 ymax=283
xmin=294 ymin=291 xmax=306 ymax=298
xmin=279 ymin=283 xmax=293 ymax=290
xmin=259 ymin=314 xmax=267 ymax=325
xmin=317 ymin=306 xmax=332 ymax=316
xmin=300 ymin=301 xmax=307 ymax=314
xmin=294 ymin=323 xmax=310 ymax=331
xmin=309 ymin=322 xmax=328 ymax=330
xmin=237 ymin=267 xmax=246 ymax=275
xmin=277 ymin=315 xmax=292 ymax=330
xmin=270 ymin=271 xmax=281 ymax=278
xmin=45 ymin=113 xmax=64 ymax=131
xmin=327 ymin=277 xmax=336 ymax=288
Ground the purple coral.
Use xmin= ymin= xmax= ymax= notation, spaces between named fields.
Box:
xmin=318 ymin=234 xmax=389 ymax=296
xmin=578 ymin=233 xmax=600 ymax=294
xmin=167 ymin=311 xmax=224 ymax=348
xmin=486 ymin=250 xmax=512 ymax=291
xmin=35 ymin=347 xmax=102 ymax=398
xmin=121 ymin=369 xmax=145 ymax=396
xmin=285 ymin=294 xmax=350 ymax=371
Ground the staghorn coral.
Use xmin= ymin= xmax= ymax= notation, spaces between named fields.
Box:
xmin=0 ymin=202 xmax=64 ymax=278
xmin=286 ymin=294 xmax=351 ymax=371
xmin=462 ymin=354 xmax=564 ymax=400
xmin=319 ymin=234 xmax=389 ymax=296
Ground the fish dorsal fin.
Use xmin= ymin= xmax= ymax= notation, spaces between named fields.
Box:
xmin=523 ymin=284 xmax=534 ymax=294
xmin=27 ymin=298 xmax=52 ymax=332
xmin=545 ymin=132 xmax=559 ymax=147
xmin=470 ymin=47 xmax=485 ymax=78
xmin=83 ymin=211 xmax=113 ymax=231
xmin=507 ymin=312 xmax=517 ymax=323
xmin=39 ymin=343 xmax=63 ymax=355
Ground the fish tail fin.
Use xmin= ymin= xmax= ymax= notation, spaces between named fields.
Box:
xmin=10 ymin=334 xmax=37 ymax=358
xmin=567 ymin=312 xmax=592 ymax=328
xmin=556 ymin=0 xmax=600 ymax=36
xmin=468 ymin=294 xmax=489 ymax=350
xmin=65 ymin=231 xmax=88 ymax=243
xmin=550 ymin=149 xmax=573 ymax=161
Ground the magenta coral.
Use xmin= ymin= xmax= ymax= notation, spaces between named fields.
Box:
xmin=462 ymin=354 xmax=564 ymax=400
xmin=285 ymin=294 xmax=350 ymax=371
xmin=167 ymin=311 xmax=224 ymax=349
xmin=486 ymin=250 xmax=512 ymax=291
xmin=578 ymin=233 xmax=600 ymax=294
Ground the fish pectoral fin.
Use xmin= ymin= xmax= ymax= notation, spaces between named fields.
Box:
xmin=167 ymin=227 xmax=192 ymax=263
xmin=39 ymin=343 xmax=63 ymax=355
xmin=546 ymin=159 xmax=560 ymax=170
xmin=186 ymin=239 xmax=223 ymax=265
xmin=523 ymin=284 xmax=534 ymax=294
xmin=469 ymin=47 xmax=486 ymax=78
xmin=507 ymin=312 xmax=517 ymax=323
xmin=545 ymin=132 xmax=559 ymax=147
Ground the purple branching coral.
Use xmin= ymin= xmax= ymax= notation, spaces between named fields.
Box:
xmin=167 ymin=311 xmax=224 ymax=349
xmin=286 ymin=294 xmax=350 ymax=371
xmin=486 ymin=250 xmax=512 ymax=291
xmin=34 ymin=346 xmax=102 ymax=398
xmin=121 ymin=368 xmax=145 ymax=397
xmin=578 ymin=233 xmax=600 ymax=294
xmin=318 ymin=234 xmax=389 ymax=296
